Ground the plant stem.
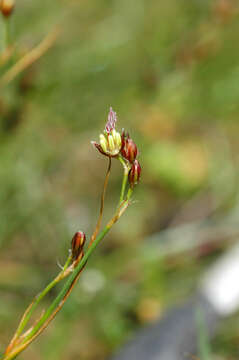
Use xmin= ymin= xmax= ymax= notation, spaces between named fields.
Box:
xmin=2 ymin=201 xmax=130 ymax=360
xmin=118 ymin=156 xmax=130 ymax=204
xmin=25 ymin=201 xmax=131 ymax=344
xmin=3 ymin=154 xmax=135 ymax=360
xmin=89 ymin=157 xmax=111 ymax=246
xmin=127 ymin=187 xmax=133 ymax=200
xmin=0 ymin=27 xmax=59 ymax=88
xmin=24 ymin=220 xmax=116 ymax=340
xmin=7 ymin=254 xmax=72 ymax=350
xmin=4 ymin=17 xmax=11 ymax=50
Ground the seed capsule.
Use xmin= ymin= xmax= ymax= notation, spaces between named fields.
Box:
xmin=121 ymin=131 xmax=138 ymax=163
xmin=71 ymin=231 xmax=86 ymax=259
xmin=0 ymin=0 xmax=15 ymax=17
xmin=128 ymin=159 xmax=141 ymax=188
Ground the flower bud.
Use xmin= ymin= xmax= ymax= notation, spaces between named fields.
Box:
xmin=128 ymin=159 xmax=141 ymax=187
xmin=0 ymin=0 xmax=15 ymax=17
xmin=71 ymin=231 xmax=86 ymax=259
xmin=121 ymin=131 xmax=138 ymax=163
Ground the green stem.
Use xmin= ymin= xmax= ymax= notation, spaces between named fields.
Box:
xmin=4 ymin=17 xmax=11 ymax=50
xmin=118 ymin=156 xmax=130 ymax=204
xmin=90 ymin=157 xmax=111 ymax=246
xmin=3 ymin=200 xmax=130 ymax=360
xmin=28 ymin=185 xmax=134 ymax=345
xmin=62 ymin=254 xmax=72 ymax=272
xmin=126 ymin=187 xmax=133 ymax=200
xmin=23 ymin=199 xmax=130 ymax=345
xmin=3 ymin=160 xmax=135 ymax=360
xmin=15 ymin=255 xmax=72 ymax=338
xmin=23 ymin=226 xmax=111 ymax=343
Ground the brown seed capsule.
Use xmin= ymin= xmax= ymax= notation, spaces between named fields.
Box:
xmin=128 ymin=159 xmax=141 ymax=188
xmin=0 ymin=0 xmax=15 ymax=17
xmin=71 ymin=231 xmax=86 ymax=260
xmin=121 ymin=131 xmax=138 ymax=163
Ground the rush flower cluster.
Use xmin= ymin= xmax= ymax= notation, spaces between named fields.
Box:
xmin=92 ymin=107 xmax=122 ymax=157
xmin=92 ymin=107 xmax=141 ymax=188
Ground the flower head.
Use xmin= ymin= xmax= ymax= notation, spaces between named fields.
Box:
xmin=92 ymin=107 xmax=122 ymax=157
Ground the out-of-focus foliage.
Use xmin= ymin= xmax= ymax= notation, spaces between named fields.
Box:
xmin=0 ymin=0 xmax=239 ymax=359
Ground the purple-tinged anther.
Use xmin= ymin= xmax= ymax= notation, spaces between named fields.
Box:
xmin=105 ymin=107 xmax=117 ymax=134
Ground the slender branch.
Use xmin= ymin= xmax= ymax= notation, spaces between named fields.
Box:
xmin=126 ymin=188 xmax=133 ymax=201
xmin=5 ymin=254 xmax=72 ymax=355
xmin=25 ymin=202 xmax=129 ymax=341
xmin=89 ymin=157 xmax=112 ymax=247
xmin=118 ymin=156 xmax=130 ymax=205
xmin=3 ymin=17 xmax=11 ymax=51
xmin=0 ymin=45 xmax=14 ymax=68
xmin=0 ymin=27 xmax=60 ymax=87
xmin=2 ymin=117 xmax=138 ymax=360
xmin=2 ymin=201 xmax=130 ymax=360
xmin=17 ymin=255 xmax=72 ymax=335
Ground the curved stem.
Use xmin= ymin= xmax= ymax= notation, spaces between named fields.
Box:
xmin=89 ymin=157 xmax=111 ymax=247
xmin=2 ymin=201 xmax=130 ymax=360
xmin=17 ymin=255 xmax=72 ymax=335
xmin=0 ymin=27 xmax=59 ymax=87
xmin=5 ymin=255 xmax=72 ymax=354
xmin=3 ymin=153 xmax=136 ymax=360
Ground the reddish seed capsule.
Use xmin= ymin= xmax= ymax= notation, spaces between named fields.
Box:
xmin=0 ymin=0 xmax=15 ymax=17
xmin=121 ymin=131 xmax=138 ymax=163
xmin=128 ymin=159 xmax=141 ymax=188
xmin=71 ymin=231 xmax=86 ymax=259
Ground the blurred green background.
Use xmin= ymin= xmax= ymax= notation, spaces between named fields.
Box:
xmin=1 ymin=0 xmax=239 ymax=359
